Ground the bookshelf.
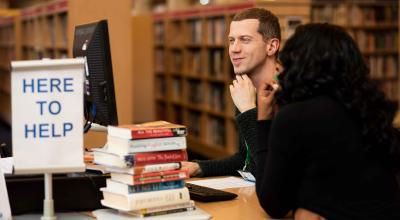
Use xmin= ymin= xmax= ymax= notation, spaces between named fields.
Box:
xmin=0 ymin=11 xmax=21 ymax=125
xmin=152 ymin=1 xmax=311 ymax=159
xmin=20 ymin=0 xmax=68 ymax=60
xmin=0 ymin=0 xmax=135 ymax=148
xmin=311 ymin=0 xmax=399 ymax=105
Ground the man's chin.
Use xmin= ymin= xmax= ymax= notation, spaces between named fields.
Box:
xmin=233 ymin=68 xmax=245 ymax=75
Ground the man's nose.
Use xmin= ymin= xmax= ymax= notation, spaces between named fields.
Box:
xmin=230 ymin=41 xmax=241 ymax=52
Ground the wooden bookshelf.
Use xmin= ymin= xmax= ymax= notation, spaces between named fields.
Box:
xmin=20 ymin=0 xmax=68 ymax=60
xmin=152 ymin=1 xmax=311 ymax=159
xmin=311 ymin=0 xmax=399 ymax=104
xmin=0 ymin=0 xmax=135 ymax=148
xmin=0 ymin=11 xmax=21 ymax=124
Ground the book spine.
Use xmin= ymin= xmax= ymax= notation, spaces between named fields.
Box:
xmin=102 ymin=187 xmax=190 ymax=211
xmin=107 ymin=179 xmax=184 ymax=194
xmin=140 ymin=207 xmax=195 ymax=217
xmin=129 ymin=137 xmax=186 ymax=152
xmin=130 ymin=180 xmax=184 ymax=193
xmin=110 ymin=169 xmax=188 ymax=185
xmin=133 ymin=170 xmax=188 ymax=185
xmin=126 ymin=150 xmax=188 ymax=166
xmin=108 ymin=136 xmax=187 ymax=154
xmin=125 ymin=200 xmax=195 ymax=216
xmin=106 ymin=162 xmax=181 ymax=175
xmin=131 ymin=127 xmax=187 ymax=139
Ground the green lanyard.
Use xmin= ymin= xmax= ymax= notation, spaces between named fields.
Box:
xmin=243 ymin=139 xmax=251 ymax=171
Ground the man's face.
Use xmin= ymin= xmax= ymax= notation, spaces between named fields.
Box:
xmin=228 ymin=19 xmax=268 ymax=75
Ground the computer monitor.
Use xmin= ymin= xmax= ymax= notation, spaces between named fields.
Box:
xmin=72 ymin=20 xmax=118 ymax=132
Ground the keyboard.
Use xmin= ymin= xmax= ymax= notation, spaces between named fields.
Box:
xmin=186 ymin=183 xmax=238 ymax=202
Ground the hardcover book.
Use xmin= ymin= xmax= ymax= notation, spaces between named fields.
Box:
xmin=105 ymin=162 xmax=181 ymax=175
xmin=121 ymin=200 xmax=195 ymax=217
xmin=110 ymin=169 xmax=188 ymax=186
xmin=106 ymin=179 xmax=185 ymax=194
xmin=93 ymin=148 xmax=188 ymax=168
xmin=107 ymin=136 xmax=186 ymax=155
xmin=108 ymin=121 xmax=187 ymax=139
xmin=100 ymin=187 xmax=190 ymax=211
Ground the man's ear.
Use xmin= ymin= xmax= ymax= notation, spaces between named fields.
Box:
xmin=266 ymin=38 xmax=280 ymax=56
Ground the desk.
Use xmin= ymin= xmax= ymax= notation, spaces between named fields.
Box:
xmin=194 ymin=184 xmax=271 ymax=220
xmin=183 ymin=176 xmax=273 ymax=219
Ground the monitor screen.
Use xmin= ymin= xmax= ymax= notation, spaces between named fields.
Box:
xmin=72 ymin=20 xmax=118 ymax=131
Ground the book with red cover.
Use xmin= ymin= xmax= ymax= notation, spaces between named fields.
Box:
xmin=107 ymin=121 xmax=187 ymax=139
xmin=93 ymin=148 xmax=188 ymax=168
xmin=106 ymin=162 xmax=181 ymax=175
xmin=110 ymin=169 xmax=189 ymax=185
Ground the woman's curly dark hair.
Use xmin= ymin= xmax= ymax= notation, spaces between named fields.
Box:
xmin=276 ymin=23 xmax=400 ymax=162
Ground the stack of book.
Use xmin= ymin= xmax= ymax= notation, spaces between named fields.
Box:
xmin=93 ymin=121 xmax=194 ymax=217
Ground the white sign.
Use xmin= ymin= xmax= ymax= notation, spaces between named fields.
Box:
xmin=11 ymin=58 xmax=86 ymax=174
xmin=0 ymin=169 xmax=11 ymax=220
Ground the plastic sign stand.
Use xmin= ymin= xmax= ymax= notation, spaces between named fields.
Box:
xmin=11 ymin=58 xmax=86 ymax=220
xmin=0 ymin=169 xmax=11 ymax=220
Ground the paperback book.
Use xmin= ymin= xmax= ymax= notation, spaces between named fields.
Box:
xmin=107 ymin=136 xmax=186 ymax=155
xmin=110 ymin=169 xmax=188 ymax=185
xmin=106 ymin=179 xmax=185 ymax=194
xmin=100 ymin=187 xmax=190 ymax=211
xmin=108 ymin=121 xmax=187 ymax=139
xmin=93 ymin=148 xmax=188 ymax=168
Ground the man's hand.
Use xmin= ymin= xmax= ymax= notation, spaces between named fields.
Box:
xmin=257 ymin=82 xmax=279 ymax=120
xmin=181 ymin=161 xmax=202 ymax=177
xmin=229 ymin=74 xmax=257 ymax=113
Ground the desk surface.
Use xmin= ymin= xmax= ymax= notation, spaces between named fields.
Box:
xmin=84 ymin=176 xmax=276 ymax=220
xmin=183 ymin=176 xmax=273 ymax=219
xmin=194 ymin=184 xmax=271 ymax=220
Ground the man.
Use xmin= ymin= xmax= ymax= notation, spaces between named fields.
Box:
xmin=182 ymin=8 xmax=281 ymax=178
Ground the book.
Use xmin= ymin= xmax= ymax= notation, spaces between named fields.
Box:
xmin=106 ymin=162 xmax=181 ymax=175
xmin=108 ymin=121 xmax=187 ymax=139
xmin=107 ymin=136 xmax=187 ymax=155
xmin=110 ymin=169 xmax=188 ymax=186
xmin=100 ymin=187 xmax=190 ymax=211
xmin=93 ymin=148 xmax=188 ymax=168
xmin=93 ymin=207 xmax=212 ymax=220
xmin=106 ymin=179 xmax=185 ymax=194
xmin=122 ymin=200 xmax=195 ymax=217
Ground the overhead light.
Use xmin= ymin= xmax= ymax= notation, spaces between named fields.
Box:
xmin=200 ymin=0 xmax=210 ymax=5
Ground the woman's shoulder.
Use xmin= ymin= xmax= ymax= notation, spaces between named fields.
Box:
xmin=276 ymin=95 xmax=346 ymax=123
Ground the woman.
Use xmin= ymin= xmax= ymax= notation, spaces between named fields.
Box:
xmin=253 ymin=23 xmax=400 ymax=220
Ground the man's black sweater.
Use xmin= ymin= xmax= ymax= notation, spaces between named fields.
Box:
xmin=197 ymin=108 xmax=257 ymax=177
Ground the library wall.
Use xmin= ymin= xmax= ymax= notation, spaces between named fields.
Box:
xmin=68 ymin=0 xmax=133 ymax=147
xmin=132 ymin=15 xmax=155 ymax=123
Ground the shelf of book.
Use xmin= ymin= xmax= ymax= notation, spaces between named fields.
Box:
xmin=153 ymin=1 xmax=311 ymax=158
xmin=0 ymin=0 xmax=136 ymax=148
xmin=20 ymin=0 xmax=68 ymax=60
xmin=311 ymin=0 xmax=399 ymax=106
xmin=0 ymin=11 xmax=21 ymax=124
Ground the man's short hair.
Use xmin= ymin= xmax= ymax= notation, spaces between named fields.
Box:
xmin=233 ymin=8 xmax=281 ymax=42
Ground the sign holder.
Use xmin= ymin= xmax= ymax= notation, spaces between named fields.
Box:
xmin=42 ymin=173 xmax=55 ymax=220
xmin=11 ymin=58 xmax=86 ymax=220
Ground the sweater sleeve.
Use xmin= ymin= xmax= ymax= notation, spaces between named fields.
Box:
xmin=197 ymin=108 xmax=257 ymax=177
xmin=255 ymin=107 xmax=303 ymax=218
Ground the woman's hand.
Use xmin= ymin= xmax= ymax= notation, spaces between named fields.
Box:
xmin=229 ymin=74 xmax=257 ymax=113
xmin=257 ymin=82 xmax=279 ymax=120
